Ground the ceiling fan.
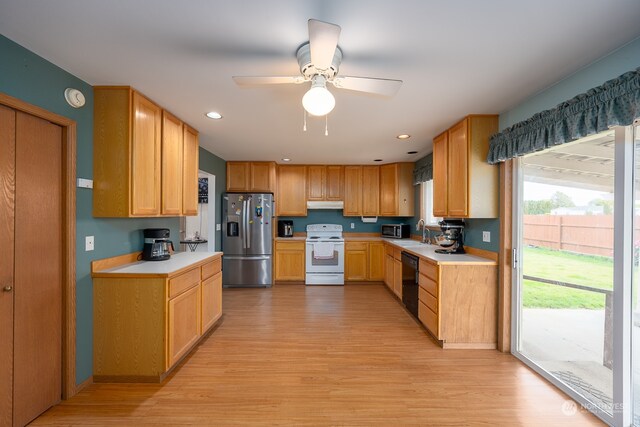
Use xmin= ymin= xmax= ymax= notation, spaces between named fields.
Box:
xmin=233 ymin=19 xmax=403 ymax=117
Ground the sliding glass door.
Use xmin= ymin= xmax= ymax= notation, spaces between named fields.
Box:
xmin=514 ymin=125 xmax=640 ymax=425
xmin=515 ymin=130 xmax=616 ymax=420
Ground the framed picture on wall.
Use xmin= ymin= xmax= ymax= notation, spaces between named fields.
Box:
xmin=198 ymin=177 xmax=208 ymax=204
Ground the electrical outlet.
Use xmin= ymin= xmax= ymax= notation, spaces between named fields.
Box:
xmin=77 ymin=178 xmax=93 ymax=189
xmin=482 ymin=231 xmax=491 ymax=243
xmin=85 ymin=236 xmax=94 ymax=251
xmin=216 ymin=224 xmax=221 ymax=231
xmin=350 ymin=222 xmax=355 ymax=229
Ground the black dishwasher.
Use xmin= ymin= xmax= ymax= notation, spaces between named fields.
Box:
xmin=401 ymin=251 xmax=419 ymax=319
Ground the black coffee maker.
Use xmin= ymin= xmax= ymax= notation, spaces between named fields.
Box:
xmin=142 ymin=228 xmax=174 ymax=261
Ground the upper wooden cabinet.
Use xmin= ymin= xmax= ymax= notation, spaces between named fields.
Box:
xmin=161 ymin=111 xmax=183 ymax=216
xmin=362 ymin=166 xmax=380 ymax=216
xmin=94 ymin=87 xmax=199 ymax=217
xmin=432 ymin=115 xmax=499 ymax=218
xmin=307 ymin=165 xmax=344 ymax=201
xmin=432 ymin=132 xmax=448 ymax=217
xmin=379 ymin=163 xmax=414 ymax=217
xmin=182 ymin=125 xmax=199 ymax=216
xmin=226 ymin=161 xmax=276 ymax=193
xmin=276 ymin=165 xmax=307 ymax=216
xmin=343 ymin=166 xmax=363 ymax=216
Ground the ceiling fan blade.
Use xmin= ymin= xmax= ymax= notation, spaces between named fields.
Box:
xmin=308 ymin=19 xmax=341 ymax=71
xmin=331 ymin=76 xmax=403 ymax=97
xmin=233 ymin=76 xmax=305 ymax=86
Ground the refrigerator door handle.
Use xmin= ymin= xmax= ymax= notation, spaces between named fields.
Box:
xmin=246 ymin=197 xmax=251 ymax=249
xmin=241 ymin=199 xmax=247 ymax=249
xmin=223 ymin=255 xmax=271 ymax=261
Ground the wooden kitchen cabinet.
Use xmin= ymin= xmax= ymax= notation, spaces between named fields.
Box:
xmin=432 ymin=132 xmax=448 ymax=217
xmin=393 ymin=255 xmax=402 ymax=299
xmin=379 ymin=163 xmax=414 ymax=217
xmin=93 ymin=86 xmax=199 ymax=217
xmin=277 ymin=165 xmax=307 ymax=216
xmin=307 ymin=165 xmax=344 ymax=201
xmin=432 ymin=115 xmax=498 ymax=218
xmin=274 ymin=240 xmax=306 ymax=281
xmin=362 ymin=166 xmax=380 ymax=216
xmin=368 ymin=242 xmax=385 ymax=281
xmin=343 ymin=166 xmax=362 ymax=216
xmin=182 ymin=125 xmax=200 ymax=215
xmin=345 ymin=242 xmax=368 ymax=281
xmin=161 ymin=111 xmax=183 ymax=216
xmin=417 ymin=257 xmax=497 ymax=349
xmin=226 ymin=161 xmax=276 ymax=193
xmin=326 ymin=166 xmax=344 ymax=200
xmin=384 ymin=252 xmax=394 ymax=289
xmin=92 ymin=253 xmax=222 ymax=382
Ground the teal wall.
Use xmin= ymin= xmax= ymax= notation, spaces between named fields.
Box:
xmin=199 ymin=147 xmax=226 ymax=251
xmin=0 ymin=34 xmax=182 ymax=385
xmin=280 ymin=210 xmax=411 ymax=233
xmin=500 ymin=36 xmax=640 ymax=129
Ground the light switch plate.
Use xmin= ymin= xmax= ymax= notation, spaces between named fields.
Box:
xmin=216 ymin=224 xmax=221 ymax=231
xmin=482 ymin=231 xmax=491 ymax=243
xmin=85 ymin=236 xmax=94 ymax=251
xmin=77 ymin=178 xmax=93 ymax=189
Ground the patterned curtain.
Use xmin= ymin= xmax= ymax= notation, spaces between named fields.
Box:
xmin=487 ymin=67 xmax=640 ymax=164
xmin=412 ymin=153 xmax=433 ymax=185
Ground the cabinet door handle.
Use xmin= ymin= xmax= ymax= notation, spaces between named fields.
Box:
xmin=3 ymin=285 xmax=12 ymax=292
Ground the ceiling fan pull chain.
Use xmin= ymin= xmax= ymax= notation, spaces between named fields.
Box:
xmin=325 ymin=115 xmax=329 ymax=136
xmin=303 ymin=109 xmax=307 ymax=132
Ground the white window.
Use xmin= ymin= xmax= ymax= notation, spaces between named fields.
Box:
xmin=420 ymin=180 xmax=441 ymax=226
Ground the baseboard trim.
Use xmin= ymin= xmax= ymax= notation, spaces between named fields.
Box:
xmin=73 ymin=375 xmax=93 ymax=394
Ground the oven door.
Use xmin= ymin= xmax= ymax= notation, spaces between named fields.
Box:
xmin=305 ymin=241 xmax=344 ymax=273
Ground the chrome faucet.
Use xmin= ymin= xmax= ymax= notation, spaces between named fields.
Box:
xmin=417 ymin=219 xmax=430 ymax=244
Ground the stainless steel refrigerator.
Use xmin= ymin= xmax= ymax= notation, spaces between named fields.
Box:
xmin=222 ymin=193 xmax=273 ymax=287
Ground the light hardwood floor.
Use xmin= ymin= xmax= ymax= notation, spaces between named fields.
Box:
xmin=33 ymin=284 xmax=602 ymax=426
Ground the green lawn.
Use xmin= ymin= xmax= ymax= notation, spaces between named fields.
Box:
xmin=522 ymin=246 xmax=613 ymax=309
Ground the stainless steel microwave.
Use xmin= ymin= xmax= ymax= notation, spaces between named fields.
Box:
xmin=381 ymin=224 xmax=411 ymax=239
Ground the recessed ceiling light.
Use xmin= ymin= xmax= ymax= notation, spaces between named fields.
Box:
xmin=282 ymin=158 xmax=291 ymax=162
xmin=206 ymin=111 xmax=223 ymax=119
xmin=396 ymin=134 xmax=411 ymax=140
xmin=374 ymin=159 xmax=383 ymax=162
xmin=407 ymin=151 xmax=418 ymax=154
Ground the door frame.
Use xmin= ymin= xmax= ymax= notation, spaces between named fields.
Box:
xmin=0 ymin=93 xmax=77 ymax=399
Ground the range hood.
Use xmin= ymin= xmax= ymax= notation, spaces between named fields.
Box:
xmin=306 ymin=200 xmax=344 ymax=210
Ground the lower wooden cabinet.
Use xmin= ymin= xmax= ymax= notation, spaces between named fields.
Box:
xmin=93 ymin=254 xmax=222 ymax=382
xmin=345 ymin=240 xmax=386 ymax=282
xmin=417 ymin=257 xmax=497 ymax=349
xmin=168 ymin=284 xmax=201 ymax=367
xmin=274 ymin=240 xmax=306 ymax=281
xmin=393 ymin=254 xmax=402 ymax=299
xmin=384 ymin=253 xmax=394 ymax=289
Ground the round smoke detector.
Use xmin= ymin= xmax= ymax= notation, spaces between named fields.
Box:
xmin=64 ymin=88 xmax=86 ymax=108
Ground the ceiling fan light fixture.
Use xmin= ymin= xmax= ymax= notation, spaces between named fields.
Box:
xmin=302 ymin=76 xmax=335 ymax=116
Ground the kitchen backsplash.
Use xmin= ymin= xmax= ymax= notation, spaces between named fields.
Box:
xmin=279 ymin=210 xmax=411 ymax=233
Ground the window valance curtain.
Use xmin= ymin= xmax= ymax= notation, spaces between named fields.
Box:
xmin=487 ymin=67 xmax=640 ymax=164
xmin=413 ymin=153 xmax=433 ymax=184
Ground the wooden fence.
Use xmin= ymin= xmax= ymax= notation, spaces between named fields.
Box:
xmin=523 ymin=215 xmax=616 ymax=257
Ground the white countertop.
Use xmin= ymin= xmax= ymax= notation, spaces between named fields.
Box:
xmin=387 ymin=241 xmax=495 ymax=265
xmin=94 ymin=251 xmax=222 ymax=277
xmin=347 ymin=236 xmax=496 ymax=265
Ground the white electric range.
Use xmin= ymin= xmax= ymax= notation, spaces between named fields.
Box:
xmin=305 ymin=224 xmax=344 ymax=285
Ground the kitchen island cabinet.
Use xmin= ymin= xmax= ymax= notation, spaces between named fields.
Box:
xmin=91 ymin=252 xmax=222 ymax=382
xmin=381 ymin=238 xmax=497 ymax=348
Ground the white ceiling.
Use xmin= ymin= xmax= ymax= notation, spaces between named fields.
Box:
xmin=1 ymin=0 xmax=639 ymax=164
